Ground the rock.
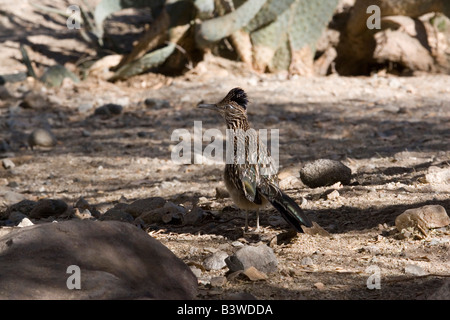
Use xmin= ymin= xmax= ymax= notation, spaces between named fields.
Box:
xmin=301 ymin=257 xmax=314 ymax=266
xmin=100 ymin=208 xmax=134 ymax=223
xmin=125 ymin=197 xmax=166 ymax=218
xmin=2 ymin=159 xmax=15 ymax=169
xmin=144 ymin=98 xmax=171 ymax=109
xmin=1 ymin=191 xmax=27 ymax=211
xmin=210 ymin=276 xmax=227 ymax=287
xmin=3 ymin=199 xmax=36 ymax=219
xmin=225 ymin=244 xmax=278 ymax=274
xmin=0 ymin=220 xmax=197 ymax=299
xmin=395 ymin=205 xmax=450 ymax=232
xmin=17 ymin=217 xmax=34 ymax=227
xmin=28 ymin=128 xmax=57 ymax=148
xmin=326 ymin=189 xmax=340 ymax=200
xmin=94 ymin=103 xmax=123 ymax=117
xmin=8 ymin=211 xmax=27 ymax=224
xmin=404 ymin=264 xmax=428 ymax=276
xmin=19 ymin=92 xmax=47 ymax=109
xmin=203 ymin=250 xmax=228 ymax=271
xmin=184 ymin=207 xmax=206 ymax=225
xmin=74 ymin=197 xmax=100 ymax=218
xmin=77 ymin=103 xmax=94 ymax=114
xmin=72 ymin=208 xmax=93 ymax=220
xmin=425 ymin=166 xmax=450 ymax=185
xmin=28 ymin=199 xmax=68 ymax=219
xmin=299 ymin=159 xmax=352 ymax=188
xmin=314 ymin=282 xmax=325 ymax=290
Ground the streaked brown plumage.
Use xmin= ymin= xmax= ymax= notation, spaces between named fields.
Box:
xmin=198 ymin=88 xmax=312 ymax=232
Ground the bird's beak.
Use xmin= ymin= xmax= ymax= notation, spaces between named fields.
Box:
xmin=197 ymin=103 xmax=217 ymax=111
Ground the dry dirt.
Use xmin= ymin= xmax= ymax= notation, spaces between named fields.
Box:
xmin=0 ymin=0 xmax=449 ymax=300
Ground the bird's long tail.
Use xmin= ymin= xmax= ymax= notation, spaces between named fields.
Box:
xmin=266 ymin=188 xmax=313 ymax=232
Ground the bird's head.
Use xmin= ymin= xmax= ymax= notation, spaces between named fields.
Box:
xmin=198 ymin=88 xmax=248 ymax=126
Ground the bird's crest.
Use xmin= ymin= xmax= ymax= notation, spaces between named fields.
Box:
xmin=225 ymin=87 xmax=248 ymax=109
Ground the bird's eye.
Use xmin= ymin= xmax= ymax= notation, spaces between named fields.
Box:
xmin=227 ymin=105 xmax=234 ymax=110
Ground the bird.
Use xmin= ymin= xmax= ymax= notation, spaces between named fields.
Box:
xmin=198 ymin=87 xmax=313 ymax=232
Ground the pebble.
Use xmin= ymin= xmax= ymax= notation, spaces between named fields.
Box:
xmin=326 ymin=189 xmax=340 ymax=200
xmin=300 ymin=159 xmax=352 ymax=188
xmin=144 ymin=98 xmax=171 ymax=109
xmin=314 ymin=282 xmax=326 ymax=290
xmin=94 ymin=103 xmax=123 ymax=116
xmin=28 ymin=128 xmax=57 ymax=148
xmin=203 ymin=250 xmax=228 ymax=270
xmin=184 ymin=206 xmax=206 ymax=225
xmin=225 ymin=244 xmax=278 ymax=273
xmin=210 ymin=276 xmax=227 ymax=287
xmin=404 ymin=264 xmax=428 ymax=276
xmin=17 ymin=217 xmax=34 ymax=227
xmin=300 ymin=257 xmax=314 ymax=266
xmin=2 ymin=159 xmax=15 ymax=169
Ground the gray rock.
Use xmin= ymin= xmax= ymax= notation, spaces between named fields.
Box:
xmin=100 ymin=208 xmax=134 ymax=223
xmin=8 ymin=211 xmax=27 ymax=224
xmin=203 ymin=250 xmax=228 ymax=270
xmin=210 ymin=276 xmax=227 ymax=287
xmin=28 ymin=199 xmax=68 ymax=219
xmin=404 ymin=264 xmax=428 ymax=276
xmin=125 ymin=197 xmax=166 ymax=218
xmin=184 ymin=207 xmax=206 ymax=225
xmin=28 ymin=128 xmax=57 ymax=148
xmin=300 ymin=159 xmax=352 ymax=188
xmin=395 ymin=205 xmax=450 ymax=232
xmin=0 ymin=220 xmax=198 ymax=299
xmin=1 ymin=191 xmax=27 ymax=210
xmin=94 ymin=103 xmax=123 ymax=116
xmin=225 ymin=244 xmax=278 ymax=273
xmin=3 ymin=199 xmax=36 ymax=219
xmin=300 ymin=257 xmax=314 ymax=266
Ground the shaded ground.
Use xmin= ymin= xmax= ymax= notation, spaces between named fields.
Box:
xmin=1 ymin=68 xmax=449 ymax=300
xmin=0 ymin=0 xmax=449 ymax=300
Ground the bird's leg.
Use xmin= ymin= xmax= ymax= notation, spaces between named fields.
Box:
xmin=255 ymin=209 xmax=260 ymax=232
xmin=244 ymin=210 xmax=249 ymax=232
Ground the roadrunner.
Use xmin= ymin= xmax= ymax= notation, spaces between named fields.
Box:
xmin=198 ymin=88 xmax=313 ymax=232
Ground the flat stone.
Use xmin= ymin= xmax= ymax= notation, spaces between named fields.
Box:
xmin=300 ymin=159 xmax=352 ymax=188
xmin=225 ymin=244 xmax=278 ymax=274
xmin=0 ymin=220 xmax=198 ymax=299
xmin=395 ymin=205 xmax=450 ymax=232
xmin=203 ymin=250 xmax=228 ymax=270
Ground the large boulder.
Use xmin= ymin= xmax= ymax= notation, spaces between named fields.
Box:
xmin=0 ymin=220 xmax=197 ymax=299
